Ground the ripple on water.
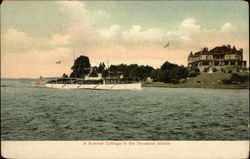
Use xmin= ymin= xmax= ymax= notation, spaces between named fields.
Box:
xmin=1 ymin=80 xmax=249 ymax=140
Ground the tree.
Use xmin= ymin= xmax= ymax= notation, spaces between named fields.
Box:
xmin=129 ymin=67 xmax=141 ymax=78
xmin=97 ymin=62 xmax=106 ymax=73
xmin=158 ymin=61 xmax=189 ymax=83
xmin=150 ymin=69 xmax=160 ymax=81
xmin=160 ymin=61 xmax=178 ymax=70
xmin=158 ymin=70 xmax=171 ymax=83
xmin=89 ymin=66 xmax=98 ymax=77
xmin=70 ymin=56 xmax=91 ymax=78
xmin=140 ymin=65 xmax=154 ymax=80
xmin=188 ymin=66 xmax=200 ymax=77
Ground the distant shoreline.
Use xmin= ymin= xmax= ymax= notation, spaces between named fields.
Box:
xmin=142 ymin=82 xmax=249 ymax=89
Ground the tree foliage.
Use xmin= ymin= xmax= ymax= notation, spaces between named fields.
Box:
xmin=156 ymin=61 xmax=189 ymax=83
xmin=188 ymin=66 xmax=200 ymax=77
xmin=70 ymin=56 xmax=91 ymax=78
xmin=107 ymin=64 xmax=153 ymax=80
xmin=98 ymin=62 xmax=105 ymax=73
xmin=69 ymin=56 xmax=196 ymax=84
xmin=222 ymin=73 xmax=249 ymax=84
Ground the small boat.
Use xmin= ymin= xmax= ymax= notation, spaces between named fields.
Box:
xmin=45 ymin=74 xmax=141 ymax=90
xmin=35 ymin=76 xmax=44 ymax=85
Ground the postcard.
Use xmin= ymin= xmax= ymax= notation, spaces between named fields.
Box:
xmin=1 ymin=0 xmax=249 ymax=158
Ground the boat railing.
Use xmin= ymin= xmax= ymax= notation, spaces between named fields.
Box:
xmin=46 ymin=77 xmax=141 ymax=84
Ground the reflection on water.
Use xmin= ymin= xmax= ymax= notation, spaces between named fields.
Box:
xmin=1 ymin=79 xmax=249 ymax=140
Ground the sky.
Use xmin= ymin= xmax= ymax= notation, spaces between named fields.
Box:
xmin=1 ymin=0 xmax=249 ymax=78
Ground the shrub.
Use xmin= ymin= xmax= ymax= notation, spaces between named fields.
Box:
xmin=222 ymin=79 xmax=232 ymax=85
xmin=212 ymin=67 xmax=217 ymax=72
xmin=222 ymin=73 xmax=249 ymax=85
xmin=242 ymin=67 xmax=247 ymax=72
xmin=220 ymin=68 xmax=226 ymax=73
xmin=228 ymin=69 xmax=232 ymax=73
xmin=179 ymin=79 xmax=187 ymax=84
xmin=231 ymin=73 xmax=249 ymax=83
xmin=189 ymin=72 xmax=199 ymax=77
xmin=204 ymin=67 xmax=209 ymax=72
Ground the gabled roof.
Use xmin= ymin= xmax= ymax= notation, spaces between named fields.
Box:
xmin=209 ymin=45 xmax=241 ymax=54
xmin=189 ymin=45 xmax=243 ymax=57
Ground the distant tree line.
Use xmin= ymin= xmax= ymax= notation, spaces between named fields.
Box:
xmin=70 ymin=56 xmax=200 ymax=83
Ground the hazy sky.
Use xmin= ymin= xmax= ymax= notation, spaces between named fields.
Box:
xmin=1 ymin=0 xmax=249 ymax=78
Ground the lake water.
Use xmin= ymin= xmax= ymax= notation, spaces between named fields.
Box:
xmin=1 ymin=79 xmax=249 ymax=140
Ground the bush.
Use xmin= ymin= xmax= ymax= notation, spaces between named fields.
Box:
xmin=228 ymin=69 xmax=232 ymax=73
xmin=158 ymin=61 xmax=189 ymax=83
xmin=222 ymin=79 xmax=232 ymax=85
xmin=231 ymin=73 xmax=249 ymax=83
xmin=189 ymin=72 xmax=199 ymax=77
xmin=242 ymin=67 xmax=248 ymax=71
xmin=236 ymin=67 xmax=240 ymax=72
xmin=220 ymin=68 xmax=226 ymax=73
xmin=212 ymin=67 xmax=217 ymax=72
xmin=222 ymin=73 xmax=249 ymax=85
xmin=188 ymin=66 xmax=200 ymax=77
xmin=150 ymin=69 xmax=159 ymax=81
xmin=204 ymin=67 xmax=209 ymax=72
xmin=179 ymin=79 xmax=187 ymax=84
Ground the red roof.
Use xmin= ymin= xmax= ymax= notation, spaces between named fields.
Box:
xmin=189 ymin=45 xmax=243 ymax=57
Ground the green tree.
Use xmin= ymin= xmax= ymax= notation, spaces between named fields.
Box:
xmin=140 ymin=65 xmax=154 ymax=80
xmin=158 ymin=61 xmax=189 ymax=83
xmin=150 ymin=69 xmax=160 ymax=81
xmin=89 ymin=66 xmax=98 ymax=77
xmin=97 ymin=62 xmax=105 ymax=73
xmin=70 ymin=56 xmax=91 ymax=78
xmin=158 ymin=70 xmax=171 ymax=83
xmin=188 ymin=66 xmax=200 ymax=77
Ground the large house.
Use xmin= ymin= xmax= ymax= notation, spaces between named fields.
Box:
xmin=188 ymin=45 xmax=247 ymax=72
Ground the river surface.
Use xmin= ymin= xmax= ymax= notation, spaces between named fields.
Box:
xmin=1 ymin=79 xmax=249 ymax=140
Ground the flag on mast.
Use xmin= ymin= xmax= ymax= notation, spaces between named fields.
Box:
xmin=56 ymin=60 xmax=62 ymax=64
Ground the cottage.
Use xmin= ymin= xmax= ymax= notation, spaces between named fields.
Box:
xmin=188 ymin=45 xmax=247 ymax=72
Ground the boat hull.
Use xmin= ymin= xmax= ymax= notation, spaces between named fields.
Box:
xmin=45 ymin=83 xmax=142 ymax=90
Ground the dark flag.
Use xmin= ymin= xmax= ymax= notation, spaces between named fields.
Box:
xmin=56 ymin=60 xmax=62 ymax=64
xmin=163 ymin=42 xmax=170 ymax=48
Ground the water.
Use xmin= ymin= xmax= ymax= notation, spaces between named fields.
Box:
xmin=1 ymin=79 xmax=249 ymax=140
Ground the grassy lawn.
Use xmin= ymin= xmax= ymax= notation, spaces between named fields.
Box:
xmin=143 ymin=72 xmax=249 ymax=89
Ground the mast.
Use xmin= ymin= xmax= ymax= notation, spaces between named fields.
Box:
xmin=73 ymin=48 xmax=77 ymax=78
xmin=107 ymin=53 xmax=110 ymax=77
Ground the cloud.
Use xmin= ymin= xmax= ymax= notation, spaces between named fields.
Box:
xmin=2 ymin=28 xmax=34 ymax=52
xmin=58 ymin=1 xmax=85 ymax=10
xmin=57 ymin=1 xmax=109 ymax=25
xmin=49 ymin=34 xmax=71 ymax=46
xmin=162 ymin=18 xmax=248 ymax=64
xmin=122 ymin=25 xmax=165 ymax=43
xmin=2 ymin=28 xmax=72 ymax=52
xmin=180 ymin=18 xmax=201 ymax=32
xmin=57 ymin=1 xmax=87 ymax=18
xmin=90 ymin=10 xmax=110 ymax=24
xmin=1 ymin=47 xmax=73 ymax=78
xmin=97 ymin=24 xmax=121 ymax=39
xmin=55 ymin=1 xmax=110 ymax=48
xmin=2 ymin=4 xmax=249 ymax=79
xmin=220 ymin=22 xmax=237 ymax=32
xmin=170 ymin=18 xmax=243 ymax=47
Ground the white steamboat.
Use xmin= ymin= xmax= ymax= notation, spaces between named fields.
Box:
xmin=45 ymin=74 xmax=141 ymax=90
